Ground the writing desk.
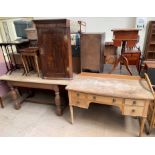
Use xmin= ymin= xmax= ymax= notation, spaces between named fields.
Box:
xmin=66 ymin=72 xmax=154 ymax=136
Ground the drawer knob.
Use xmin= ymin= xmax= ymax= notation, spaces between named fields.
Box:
xmin=131 ymin=109 xmax=135 ymax=113
xmin=77 ymin=93 xmax=80 ymax=97
xmin=93 ymin=96 xmax=96 ymax=100
xmin=133 ymin=101 xmax=136 ymax=105
xmin=76 ymin=101 xmax=80 ymax=105
xmin=113 ymin=98 xmax=116 ymax=102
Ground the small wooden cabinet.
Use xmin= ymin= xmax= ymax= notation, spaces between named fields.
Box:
xmin=144 ymin=21 xmax=155 ymax=60
xmin=33 ymin=19 xmax=73 ymax=79
xmin=80 ymin=33 xmax=105 ymax=72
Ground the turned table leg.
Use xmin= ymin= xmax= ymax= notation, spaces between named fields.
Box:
xmin=0 ymin=97 xmax=4 ymax=108
xmin=10 ymin=86 xmax=21 ymax=110
xmin=70 ymin=105 xmax=74 ymax=124
xmin=54 ymin=89 xmax=62 ymax=116
xmin=139 ymin=117 xmax=146 ymax=137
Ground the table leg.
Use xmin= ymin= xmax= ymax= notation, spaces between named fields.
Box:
xmin=139 ymin=117 xmax=146 ymax=137
xmin=55 ymin=90 xmax=62 ymax=116
xmin=10 ymin=86 xmax=21 ymax=110
xmin=70 ymin=105 xmax=74 ymax=124
xmin=0 ymin=97 xmax=4 ymax=108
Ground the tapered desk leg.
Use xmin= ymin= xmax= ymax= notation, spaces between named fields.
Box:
xmin=139 ymin=117 xmax=146 ymax=137
xmin=70 ymin=105 xmax=74 ymax=124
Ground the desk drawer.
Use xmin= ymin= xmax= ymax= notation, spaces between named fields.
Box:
xmin=71 ymin=98 xmax=88 ymax=108
xmin=124 ymin=106 xmax=144 ymax=116
xmin=125 ymin=99 xmax=145 ymax=107
xmin=87 ymin=95 xmax=123 ymax=105
xmin=71 ymin=91 xmax=87 ymax=100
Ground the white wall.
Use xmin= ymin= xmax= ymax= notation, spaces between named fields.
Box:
xmin=69 ymin=17 xmax=136 ymax=41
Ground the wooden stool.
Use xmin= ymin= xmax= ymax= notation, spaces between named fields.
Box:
xmin=20 ymin=47 xmax=40 ymax=77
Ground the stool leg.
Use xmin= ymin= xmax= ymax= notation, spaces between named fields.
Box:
xmin=34 ymin=55 xmax=40 ymax=77
xmin=21 ymin=55 xmax=28 ymax=76
xmin=0 ymin=97 xmax=4 ymax=108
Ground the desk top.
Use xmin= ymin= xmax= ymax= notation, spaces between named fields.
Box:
xmin=66 ymin=73 xmax=154 ymax=100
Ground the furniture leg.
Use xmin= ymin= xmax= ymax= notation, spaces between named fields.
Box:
xmin=144 ymin=119 xmax=151 ymax=135
xmin=0 ymin=97 xmax=4 ymax=108
xmin=54 ymin=88 xmax=62 ymax=116
xmin=10 ymin=86 xmax=21 ymax=110
xmin=0 ymin=45 xmax=9 ymax=73
xmin=139 ymin=117 xmax=146 ymax=137
xmin=70 ymin=105 xmax=74 ymax=124
xmin=122 ymin=55 xmax=132 ymax=75
xmin=25 ymin=56 xmax=30 ymax=73
xmin=34 ymin=55 xmax=40 ymax=77
xmin=21 ymin=55 xmax=28 ymax=76
xmin=109 ymin=56 xmax=121 ymax=74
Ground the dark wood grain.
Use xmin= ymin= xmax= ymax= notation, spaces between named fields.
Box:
xmin=33 ymin=19 xmax=73 ymax=79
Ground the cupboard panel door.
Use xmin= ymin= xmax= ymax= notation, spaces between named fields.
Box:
xmin=35 ymin=19 xmax=73 ymax=79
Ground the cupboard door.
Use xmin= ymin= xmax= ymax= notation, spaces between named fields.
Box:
xmin=38 ymin=26 xmax=72 ymax=79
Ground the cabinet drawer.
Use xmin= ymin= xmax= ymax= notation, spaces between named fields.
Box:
xmin=124 ymin=106 xmax=144 ymax=116
xmin=71 ymin=91 xmax=87 ymax=100
xmin=88 ymin=95 xmax=123 ymax=105
xmin=125 ymin=99 xmax=145 ymax=107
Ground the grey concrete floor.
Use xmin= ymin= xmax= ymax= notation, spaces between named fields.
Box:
xmin=0 ymin=65 xmax=155 ymax=137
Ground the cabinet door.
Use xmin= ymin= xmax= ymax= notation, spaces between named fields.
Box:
xmin=38 ymin=27 xmax=72 ymax=79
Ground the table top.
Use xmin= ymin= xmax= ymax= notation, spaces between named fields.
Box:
xmin=111 ymin=29 xmax=140 ymax=32
xmin=66 ymin=73 xmax=154 ymax=100
xmin=0 ymin=70 xmax=71 ymax=86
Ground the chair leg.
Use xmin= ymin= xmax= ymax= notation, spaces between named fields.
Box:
xmin=0 ymin=97 xmax=4 ymax=108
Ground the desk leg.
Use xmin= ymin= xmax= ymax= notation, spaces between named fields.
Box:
xmin=70 ymin=105 xmax=74 ymax=124
xmin=139 ymin=117 xmax=146 ymax=137
xmin=10 ymin=86 xmax=21 ymax=110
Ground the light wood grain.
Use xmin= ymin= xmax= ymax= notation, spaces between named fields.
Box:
xmin=66 ymin=74 xmax=154 ymax=100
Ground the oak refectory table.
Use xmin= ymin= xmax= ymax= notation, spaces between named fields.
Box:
xmin=0 ymin=71 xmax=70 ymax=115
